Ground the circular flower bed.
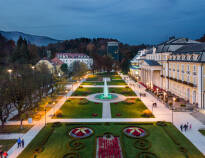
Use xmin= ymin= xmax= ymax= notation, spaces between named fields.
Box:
xmin=69 ymin=127 xmax=93 ymax=138
xmin=123 ymin=127 xmax=147 ymax=138
xmin=134 ymin=139 xmax=151 ymax=150
xmin=68 ymin=139 xmax=85 ymax=150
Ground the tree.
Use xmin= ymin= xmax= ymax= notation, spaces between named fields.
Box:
xmin=60 ymin=63 xmax=69 ymax=74
xmin=71 ymin=61 xmax=88 ymax=80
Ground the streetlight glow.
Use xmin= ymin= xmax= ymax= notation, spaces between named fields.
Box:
xmin=8 ymin=69 xmax=13 ymax=73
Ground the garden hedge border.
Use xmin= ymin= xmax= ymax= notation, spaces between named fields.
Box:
xmin=136 ymin=151 xmax=158 ymax=158
xmin=63 ymin=152 xmax=80 ymax=158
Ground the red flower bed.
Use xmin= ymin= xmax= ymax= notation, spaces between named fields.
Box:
xmin=97 ymin=136 xmax=122 ymax=158
xmin=123 ymin=127 xmax=146 ymax=138
xmin=69 ymin=127 xmax=93 ymax=138
xmin=116 ymin=113 xmax=121 ymax=116
xmin=92 ymin=113 xmax=98 ymax=117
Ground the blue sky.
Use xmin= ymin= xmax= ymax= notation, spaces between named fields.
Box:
xmin=0 ymin=0 xmax=205 ymax=44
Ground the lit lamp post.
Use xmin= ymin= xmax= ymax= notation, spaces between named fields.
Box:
xmin=8 ymin=69 xmax=13 ymax=80
xmin=44 ymin=107 xmax=47 ymax=126
xmin=53 ymin=102 xmax=55 ymax=117
xmin=172 ymin=97 xmax=176 ymax=124
xmin=157 ymin=88 xmax=159 ymax=95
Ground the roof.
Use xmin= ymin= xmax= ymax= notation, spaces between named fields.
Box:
xmin=56 ymin=53 xmax=90 ymax=58
xmin=174 ymin=43 xmax=205 ymax=54
xmin=156 ymin=38 xmax=200 ymax=53
xmin=144 ymin=60 xmax=161 ymax=66
xmin=51 ymin=57 xmax=64 ymax=65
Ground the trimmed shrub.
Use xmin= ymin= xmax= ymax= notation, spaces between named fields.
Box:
xmin=52 ymin=122 xmax=62 ymax=128
xmin=136 ymin=152 xmax=158 ymax=158
xmin=68 ymin=139 xmax=85 ymax=151
xmin=79 ymin=99 xmax=88 ymax=105
xmin=63 ymin=152 xmax=80 ymax=158
xmin=56 ymin=110 xmax=63 ymax=118
xmin=141 ymin=110 xmax=153 ymax=117
xmin=134 ymin=139 xmax=151 ymax=150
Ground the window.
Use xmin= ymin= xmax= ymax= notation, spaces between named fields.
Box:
xmin=193 ymin=65 xmax=196 ymax=72
xmin=177 ymin=64 xmax=179 ymax=72
xmin=181 ymin=64 xmax=184 ymax=73
xmin=187 ymin=75 xmax=190 ymax=82
xmin=182 ymin=74 xmax=184 ymax=81
xmin=187 ymin=64 xmax=190 ymax=71
xmin=193 ymin=77 xmax=196 ymax=85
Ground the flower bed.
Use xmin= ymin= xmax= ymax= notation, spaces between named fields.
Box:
xmin=123 ymin=127 xmax=147 ymax=138
xmin=96 ymin=134 xmax=123 ymax=158
xmin=69 ymin=127 xmax=93 ymax=138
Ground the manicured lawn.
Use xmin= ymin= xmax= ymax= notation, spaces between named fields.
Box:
xmin=199 ymin=130 xmax=205 ymax=136
xmin=111 ymin=99 xmax=154 ymax=118
xmin=109 ymin=87 xmax=136 ymax=96
xmin=0 ymin=139 xmax=17 ymax=152
xmin=72 ymin=87 xmax=103 ymax=96
xmin=54 ymin=98 xmax=102 ymax=118
xmin=81 ymin=80 xmax=126 ymax=85
xmin=0 ymin=125 xmax=33 ymax=133
xmin=111 ymin=75 xmax=122 ymax=80
xmin=86 ymin=75 xmax=102 ymax=81
xmin=18 ymin=122 xmax=205 ymax=158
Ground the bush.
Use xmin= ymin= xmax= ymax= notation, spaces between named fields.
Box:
xmin=141 ymin=110 xmax=153 ymax=117
xmin=79 ymin=86 xmax=83 ymax=88
xmin=79 ymin=99 xmax=88 ymax=105
xmin=180 ymin=104 xmax=186 ymax=107
xmin=156 ymin=121 xmax=167 ymax=127
xmin=136 ymin=98 xmax=141 ymax=101
xmin=56 ymin=110 xmax=63 ymax=118
xmin=52 ymin=122 xmax=62 ymax=128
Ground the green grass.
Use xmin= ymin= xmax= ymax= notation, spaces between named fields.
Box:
xmin=0 ymin=139 xmax=17 ymax=152
xmin=109 ymin=87 xmax=136 ymax=96
xmin=111 ymin=99 xmax=154 ymax=118
xmin=54 ymin=98 xmax=102 ymax=118
xmin=72 ymin=87 xmax=103 ymax=96
xmin=111 ymin=75 xmax=122 ymax=80
xmin=0 ymin=125 xmax=33 ymax=133
xmin=17 ymin=122 xmax=205 ymax=158
xmin=199 ymin=130 xmax=205 ymax=136
xmin=81 ymin=80 xmax=126 ymax=86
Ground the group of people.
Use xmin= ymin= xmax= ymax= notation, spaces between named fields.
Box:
xmin=0 ymin=150 xmax=8 ymax=158
xmin=17 ymin=137 xmax=24 ymax=148
xmin=180 ymin=122 xmax=192 ymax=132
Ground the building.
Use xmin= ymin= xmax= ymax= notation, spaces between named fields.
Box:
xmin=130 ymin=37 xmax=205 ymax=109
xmin=56 ymin=53 xmax=93 ymax=69
xmin=107 ymin=41 xmax=119 ymax=60
xmin=50 ymin=57 xmax=64 ymax=76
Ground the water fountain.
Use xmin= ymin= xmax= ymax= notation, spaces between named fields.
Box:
xmin=95 ymin=78 xmax=117 ymax=100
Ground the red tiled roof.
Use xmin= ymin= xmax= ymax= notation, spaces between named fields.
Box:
xmin=51 ymin=57 xmax=64 ymax=65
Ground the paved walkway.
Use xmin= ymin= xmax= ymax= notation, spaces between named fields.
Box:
xmin=82 ymin=85 xmax=126 ymax=88
xmin=6 ymin=78 xmax=86 ymax=158
xmin=121 ymin=74 xmax=205 ymax=155
xmin=102 ymin=102 xmax=111 ymax=119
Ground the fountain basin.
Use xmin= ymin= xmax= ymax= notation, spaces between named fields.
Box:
xmin=95 ymin=93 xmax=117 ymax=100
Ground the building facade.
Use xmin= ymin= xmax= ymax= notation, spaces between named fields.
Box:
xmin=130 ymin=37 xmax=205 ymax=109
xmin=56 ymin=53 xmax=93 ymax=69
xmin=107 ymin=41 xmax=119 ymax=61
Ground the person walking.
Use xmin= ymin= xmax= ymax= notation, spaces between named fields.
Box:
xmin=184 ymin=124 xmax=187 ymax=132
xmin=189 ymin=124 xmax=192 ymax=130
xmin=17 ymin=137 xmax=21 ymax=148
xmin=21 ymin=138 xmax=24 ymax=148
xmin=180 ymin=124 xmax=183 ymax=132
xmin=0 ymin=149 xmax=3 ymax=158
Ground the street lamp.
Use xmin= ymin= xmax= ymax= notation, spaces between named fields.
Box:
xmin=172 ymin=97 xmax=176 ymax=123
xmin=53 ymin=102 xmax=56 ymax=117
xmin=8 ymin=69 xmax=13 ymax=80
xmin=44 ymin=108 xmax=47 ymax=126
xmin=31 ymin=66 xmax=35 ymax=70
xmin=157 ymin=88 xmax=159 ymax=95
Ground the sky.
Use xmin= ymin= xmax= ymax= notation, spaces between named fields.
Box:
xmin=0 ymin=0 xmax=205 ymax=45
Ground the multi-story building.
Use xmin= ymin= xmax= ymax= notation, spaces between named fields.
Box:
xmin=107 ymin=41 xmax=119 ymax=61
xmin=56 ymin=53 xmax=93 ymax=69
xmin=130 ymin=37 xmax=205 ymax=109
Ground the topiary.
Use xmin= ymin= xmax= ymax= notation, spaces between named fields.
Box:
xmin=52 ymin=122 xmax=62 ymax=128
xmin=156 ymin=121 xmax=167 ymax=126
xmin=68 ymin=139 xmax=85 ymax=151
xmin=134 ymin=139 xmax=151 ymax=150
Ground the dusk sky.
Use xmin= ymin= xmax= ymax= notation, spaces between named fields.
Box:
xmin=0 ymin=0 xmax=205 ymax=45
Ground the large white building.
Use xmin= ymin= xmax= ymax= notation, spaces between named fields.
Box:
xmin=56 ymin=53 xmax=93 ymax=69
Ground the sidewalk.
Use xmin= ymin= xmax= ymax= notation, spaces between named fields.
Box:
xmin=7 ymin=78 xmax=85 ymax=158
xmin=122 ymin=74 xmax=205 ymax=155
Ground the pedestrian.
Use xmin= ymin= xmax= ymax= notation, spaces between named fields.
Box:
xmin=184 ymin=124 xmax=187 ymax=132
xmin=0 ymin=149 xmax=3 ymax=158
xmin=155 ymin=103 xmax=157 ymax=108
xmin=17 ymin=137 xmax=21 ymax=148
xmin=189 ymin=124 xmax=192 ymax=130
xmin=3 ymin=151 xmax=8 ymax=158
xmin=180 ymin=124 xmax=183 ymax=132
xmin=21 ymin=138 xmax=24 ymax=148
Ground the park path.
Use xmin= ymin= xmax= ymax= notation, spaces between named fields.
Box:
xmin=121 ymin=74 xmax=205 ymax=155
xmin=82 ymin=85 xmax=126 ymax=88
xmin=6 ymin=77 xmax=86 ymax=158
xmin=102 ymin=102 xmax=111 ymax=119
